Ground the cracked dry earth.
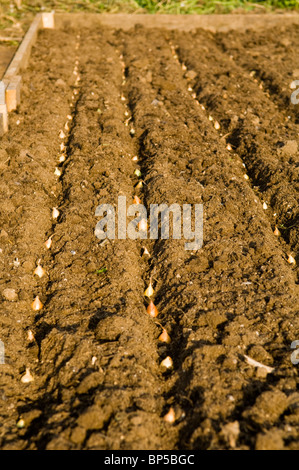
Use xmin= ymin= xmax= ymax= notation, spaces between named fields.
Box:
xmin=0 ymin=23 xmax=298 ymax=450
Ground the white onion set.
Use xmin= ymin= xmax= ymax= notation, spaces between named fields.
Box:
xmin=144 ymin=280 xmax=154 ymax=298
xmin=21 ymin=368 xmax=34 ymax=384
xmin=34 ymin=261 xmax=45 ymax=279
xmin=161 ymin=356 xmax=173 ymax=370
xmin=138 ymin=219 xmax=148 ymax=232
xmin=27 ymin=330 xmax=35 ymax=342
xmin=52 ymin=207 xmax=60 ymax=220
xmin=45 ymin=236 xmax=53 ymax=250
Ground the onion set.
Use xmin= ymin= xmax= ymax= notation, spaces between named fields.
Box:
xmin=164 ymin=407 xmax=176 ymax=424
xmin=159 ymin=328 xmax=171 ymax=344
xmin=138 ymin=219 xmax=148 ymax=232
xmin=133 ymin=196 xmax=141 ymax=205
xmin=31 ymin=296 xmax=43 ymax=312
xmin=52 ymin=208 xmax=60 ymax=220
xmin=274 ymin=227 xmax=280 ymax=237
xmin=45 ymin=236 xmax=53 ymax=250
xmin=34 ymin=262 xmax=45 ymax=279
xmin=21 ymin=368 xmax=34 ymax=384
xmin=144 ymin=280 xmax=154 ymax=298
xmin=147 ymin=300 xmax=158 ymax=318
xmin=160 ymin=356 xmax=173 ymax=370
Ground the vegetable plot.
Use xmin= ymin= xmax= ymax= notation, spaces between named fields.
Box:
xmin=0 ymin=24 xmax=298 ymax=450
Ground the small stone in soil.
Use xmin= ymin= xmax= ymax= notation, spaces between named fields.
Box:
xmin=2 ymin=288 xmax=18 ymax=302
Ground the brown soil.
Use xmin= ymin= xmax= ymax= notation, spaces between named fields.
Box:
xmin=0 ymin=23 xmax=298 ymax=451
xmin=0 ymin=45 xmax=16 ymax=78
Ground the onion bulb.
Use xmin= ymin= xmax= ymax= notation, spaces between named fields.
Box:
xmin=159 ymin=328 xmax=171 ymax=344
xmin=160 ymin=356 xmax=173 ymax=370
xmin=59 ymin=130 xmax=66 ymax=139
xmin=45 ymin=236 xmax=53 ymax=250
xmin=17 ymin=419 xmax=25 ymax=429
xmin=52 ymin=207 xmax=60 ymax=220
xmin=147 ymin=300 xmax=158 ymax=318
xmin=27 ymin=330 xmax=35 ymax=342
xmin=34 ymin=262 xmax=45 ymax=279
xmin=21 ymin=368 xmax=34 ymax=384
xmin=214 ymin=121 xmax=220 ymax=130
xmin=138 ymin=219 xmax=148 ymax=232
xmin=274 ymin=227 xmax=280 ymax=237
xmin=133 ymin=195 xmax=141 ymax=205
xmin=288 ymin=254 xmax=296 ymax=265
xmin=142 ymin=246 xmax=150 ymax=257
xmin=31 ymin=296 xmax=43 ymax=311
xmin=164 ymin=407 xmax=176 ymax=424
xmin=144 ymin=280 xmax=154 ymax=298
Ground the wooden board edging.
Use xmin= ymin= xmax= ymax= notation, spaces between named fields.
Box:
xmin=0 ymin=11 xmax=55 ymax=135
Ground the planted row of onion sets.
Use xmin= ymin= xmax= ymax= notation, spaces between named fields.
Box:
xmin=169 ymin=41 xmax=296 ymax=268
xmin=19 ymin=36 xmax=82 ymax=393
xmin=119 ymin=53 xmax=176 ymax=425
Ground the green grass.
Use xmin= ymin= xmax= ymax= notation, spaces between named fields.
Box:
xmin=0 ymin=0 xmax=298 ymax=33
xmin=1 ymin=0 xmax=299 ymax=15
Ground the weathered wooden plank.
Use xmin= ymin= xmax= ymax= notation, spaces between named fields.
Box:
xmin=42 ymin=11 xmax=55 ymax=29
xmin=55 ymin=12 xmax=299 ymax=32
xmin=4 ymin=13 xmax=42 ymax=80
xmin=0 ymin=12 xmax=56 ymax=134
xmin=0 ymin=81 xmax=8 ymax=135
xmin=6 ymin=75 xmax=22 ymax=112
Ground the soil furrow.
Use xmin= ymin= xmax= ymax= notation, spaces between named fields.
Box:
xmin=0 ymin=29 xmax=78 ymax=449
xmin=214 ymin=26 xmax=299 ymax=122
xmin=22 ymin=28 xmax=172 ymax=450
xmin=172 ymin=30 xmax=299 ymax=269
